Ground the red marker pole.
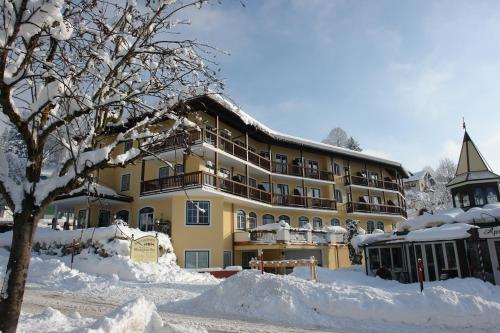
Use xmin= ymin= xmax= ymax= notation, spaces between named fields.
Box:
xmin=417 ymin=258 xmax=424 ymax=292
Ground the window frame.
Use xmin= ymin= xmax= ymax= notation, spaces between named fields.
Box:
xmin=248 ymin=212 xmax=257 ymax=229
xmin=138 ymin=207 xmax=154 ymax=232
xmin=184 ymin=250 xmax=210 ymax=269
xmin=223 ymin=250 xmax=232 ymax=268
xmin=236 ymin=210 xmax=246 ymax=230
xmin=331 ymin=218 xmax=340 ymax=226
xmin=367 ymin=220 xmax=375 ymax=234
xmin=120 ymin=173 xmax=131 ymax=192
xmin=376 ymin=221 xmax=385 ymax=231
xmin=123 ymin=140 xmax=133 ymax=153
xmin=159 ymin=166 xmax=169 ymax=179
xmin=313 ymin=217 xmax=322 ymax=229
xmin=299 ymin=216 xmax=309 ymax=228
xmin=186 ymin=201 xmax=211 ymax=226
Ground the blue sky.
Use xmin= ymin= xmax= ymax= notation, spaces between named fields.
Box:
xmin=184 ymin=0 xmax=500 ymax=172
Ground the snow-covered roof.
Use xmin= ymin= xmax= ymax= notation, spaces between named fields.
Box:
xmin=55 ymin=182 xmax=132 ymax=202
xmin=197 ymin=94 xmax=410 ymax=177
xmin=447 ymin=131 xmax=500 ymax=188
xmin=405 ymin=170 xmax=430 ymax=182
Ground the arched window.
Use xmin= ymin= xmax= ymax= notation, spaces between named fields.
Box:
xmin=367 ymin=220 xmax=375 ymax=234
xmin=331 ymin=218 xmax=340 ymax=226
xmin=313 ymin=217 xmax=322 ymax=229
xmin=248 ymin=212 xmax=257 ymax=229
xmin=116 ymin=210 xmax=129 ymax=223
xmin=236 ymin=210 xmax=246 ymax=230
xmin=299 ymin=216 xmax=309 ymax=228
xmin=278 ymin=215 xmax=290 ymax=224
xmin=376 ymin=221 xmax=384 ymax=231
xmin=139 ymin=207 xmax=154 ymax=232
xmin=262 ymin=214 xmax=275 ymax=225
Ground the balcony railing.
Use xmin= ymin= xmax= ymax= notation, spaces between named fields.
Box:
xmin=344 ymin=175 xmax=404 ymax=194
xmin=238 ymin=228 xmax=343 ymax=245
xmin=150 ymin=128 xmax=272 ymax=170
xmin=141 ymin=172 xmax=336 ymax=211
xmin=345 ymin=201 xmax=407 ymax=218
xmin=272 ymin=194 xmax=337 ymax=210
xmin=272 ymin=162 xmax=334 ymax=182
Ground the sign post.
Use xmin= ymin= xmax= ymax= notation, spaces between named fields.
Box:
xmin=130 ymin=234 xmax=159 ymax=263
xmin=417 ymin=258 xmax=424 ymax=292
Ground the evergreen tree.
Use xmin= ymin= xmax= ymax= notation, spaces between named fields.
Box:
xmin=345 ymin=136 xmax=362 ymax=151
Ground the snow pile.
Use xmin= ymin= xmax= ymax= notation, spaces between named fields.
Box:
xmin=323 ymin=225 xmax=347 ymax=233
xmin=174 ymin=269 xmax=500 ymax=332
xmin=455 ymin=203 xmax=500 ymax=223
xmin=351 ymin=231 xmax=393 ymax=251
xmin=252 ymin=221 xmax=290 ymax=231
xmin=19 ymin=298 xmax=207 ymax=333
xmin=0 ymin=225 xmax=173 ymax=259
xmin=398 ymin=208 xmax=464 ymax=231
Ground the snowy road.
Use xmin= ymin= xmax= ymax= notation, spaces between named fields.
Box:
xmin=22 ymin=287 xmax=339 ymax=333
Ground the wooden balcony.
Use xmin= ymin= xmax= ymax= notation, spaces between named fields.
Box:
xmin=272 ymin=194 xmax=337 ymax=210
xmin=345 ymin=201 xmax=407 ymax=218
xmin=344 ymin=175 xmax=404 ymax=194
xmin=150 ymin=128 xmax=272 ymax=170
xmin=272 ymin=162 xmax=334 ymax=182
xmin=141 ymin=172 xmax=336 ymax=211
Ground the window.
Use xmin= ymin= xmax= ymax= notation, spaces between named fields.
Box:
xmin=275 ymin=154 xmax=288 ymax=173
xmin=474 ymin=188 xmax=485 ymax=206
xmin=185 ymin=251 xmax=209 ymax=269
xmin=313 ymin=217 xmax=322 ymax=229
xmin=174 ymin=164 xmax=184 ymax=175
xmin=367 ymin=221 xmax=375 ymax=234
xmin=262 ymin=214 xmax=274 ymax=225
xmin=376 ymin=221 xmax=384 ymax=231
xmin=116 ymin=210 xmax=129 ymax=223
xmin=248 ymin=212 xmax=257 ymax=229
xmin=236 ymin=210 xmax=246 ymax=230
xmin=333 ymin=163 xmax=341 ymax=176
xmin=486 ymin=187 xmax=498 ymax=204
xmin=278 ymin=215 xmax=290 ymax=224
xmin=299 ymin=216 xmax=309 ymax=228
xmin=77 ymin=209 xmax=88 ymax=229
xmin=186 ymin=201 xmax=210 ymax=225
xmin=139 ymin=207 xmax=154 ymax=231
xmin=331 ymin=218 xmax=340 ymax=226
xmin=249 ymin=178 xmax=257 ymax=188
xmin=159 ymin=166 xmax=169 ymax=178
xmin=223 ymin=251 xmax=232 ymax=268
xmin=120 ymin=174 xmax=131 ymax=191
xmin=309 ymin=188 xmax=320 ymax=198
xmin=335 ymin=190 xmax=343 ymax=203
xmin=123 ymin=140 xmax=133 ymax=153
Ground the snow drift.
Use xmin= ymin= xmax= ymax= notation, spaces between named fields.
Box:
xmin=19 ymin=297 xmax=207 ymax=333
xmin=174 ymin=268 xmax=500 ymax=332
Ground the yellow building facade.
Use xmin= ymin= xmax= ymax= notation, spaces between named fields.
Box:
xmin=52 ymin=95 xmax=409 ymax=270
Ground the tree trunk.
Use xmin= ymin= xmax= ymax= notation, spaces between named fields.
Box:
xmin=0 ymin=209 xmax=40 ymax=333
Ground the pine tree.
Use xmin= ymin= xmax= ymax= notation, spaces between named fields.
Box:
xmin=345 ymin=136 xmax=362 ymax=151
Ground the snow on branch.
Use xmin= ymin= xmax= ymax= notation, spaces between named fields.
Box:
xmin=0 ymin=0 xmax=222 ymax=213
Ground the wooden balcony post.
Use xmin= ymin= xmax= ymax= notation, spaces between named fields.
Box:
xmin=215 ymin=115 xmax=219 ymax=149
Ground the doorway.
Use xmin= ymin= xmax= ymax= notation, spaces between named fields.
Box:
xmin=487 ymin=239 xmax=500 ymax=285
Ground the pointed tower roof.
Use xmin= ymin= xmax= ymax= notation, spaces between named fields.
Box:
xmin=447 ymin=130 xmax=500 ymax=188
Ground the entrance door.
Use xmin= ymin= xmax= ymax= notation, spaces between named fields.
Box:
xmin=488 ymin=239 xmax=500 ymax=285
xmin=98 ymin=210 xmax=111 ymax=227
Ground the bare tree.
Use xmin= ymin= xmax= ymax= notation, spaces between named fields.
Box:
xmin=345 ymin=136 xmax=362 ymax=152
xmin=435 ymin=158 xmax=457 ymax=183
xmin=322 ymin=127 xmax=348 ymax=147
xmin=0 ymin=0 xmax=221 ymax=331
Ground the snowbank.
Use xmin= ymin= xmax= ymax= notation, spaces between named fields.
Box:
xmin=0 ymin=225 xmax=173 ymax=258
xmin=174 ymin=269 xmax=500 ymax=332
xmin=398 ymin=208 xmax=464 ymax=231
xmin=19 ymin=298 xmax=207 ymax=333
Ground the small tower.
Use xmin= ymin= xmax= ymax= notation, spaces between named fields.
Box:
xmin=447 ymin=129 xmax=500 ymax=210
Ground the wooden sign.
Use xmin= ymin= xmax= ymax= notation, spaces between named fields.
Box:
xmin=130 ymin=235 xmax=158 ymax=263
xmin=478 ymin=226 xmax=500 ymax=239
